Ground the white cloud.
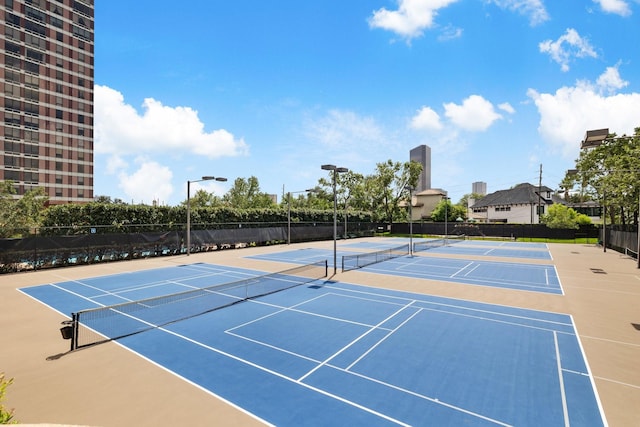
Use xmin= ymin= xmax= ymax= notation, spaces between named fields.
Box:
xmin=487 ymin=0 xmax=549 ymax=26
xmin=94 ymin=85 xmax=249 ymax=159
xmin=593 ymin=0 xmax=632 ymax=16
xmin=527 ymin=67 xmax=640 ymax=158
xmin=438 ymin=25 xmax=464 ymax=41
xmin=443 ymin=95 xmax=503 ymax=131
xmin=539 ymin=28 xmax=598 ymax=72
xmin=306 ymin=109 xmax=384 ymax=148
xmin=368 ymin=0 xmax=460 ymax=41
xmin=410 ymin=106 xmax=443 ymax=130
xmin=105 ymin=155 xmax=127 ymax=175
xmin=498 ymin=102 xmax=516 ymax=114
xmin=118 ymin=159 xmax=173 ymax=205
xmin=596 ymin=64 xmax=629 ymax=93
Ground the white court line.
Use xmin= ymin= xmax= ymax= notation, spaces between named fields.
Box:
xmin=159 ymin=325 xmax=411 ymax=426
xmin=326 ymin=362 xmax=512 ymax=427
xmin=297 ymin=302 xmax=418 ymax=382
xmin=345 ymin=307 xmax=422 ymax=370
xmin=367 ymin=263 xmax=561 ymax=293
xmin=227 ymin=292 xmax=396 ymax=335
xmin=323 ymin=284 xmax=573 ymax=329
xmin=463 ymin=263 xmax=481 ymax=277
xmin=554 ymin=332 xmax=571 ymax=427
xmin=593 ymin=376 xmax=640 ymax=390
xmin=449 ymin=261 xmax=479 ymax=278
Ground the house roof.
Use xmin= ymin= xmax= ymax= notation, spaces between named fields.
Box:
xmin=415 ymin=188 xmax=447 ymax=196
xmin=471 ymin=183 xmax=565 ymax=208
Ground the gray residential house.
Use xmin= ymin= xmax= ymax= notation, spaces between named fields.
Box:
xmin=469 ymin=183 xmax=566 ymax=224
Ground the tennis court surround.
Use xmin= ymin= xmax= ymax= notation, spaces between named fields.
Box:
xmin=19 ymin=261 xmax=604 ymax=426
xmin=10 ymin=237 xmax=636 ymax=426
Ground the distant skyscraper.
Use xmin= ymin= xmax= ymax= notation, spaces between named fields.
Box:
xmin=1 ymin=0 xmax=94 ymax=204
xmin=410 ymin=145 xmax=431 ymax=192
xmin=472 ymin=181 xmax=487 ymax=196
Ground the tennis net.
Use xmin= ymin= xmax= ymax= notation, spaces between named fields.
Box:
xmin=413 ymin=235 xmax=465 ymax=253
xmin=341 ymin=243 xmax=409 ymax=272
xmin=65 ymin=260 xmax=327 ymax=350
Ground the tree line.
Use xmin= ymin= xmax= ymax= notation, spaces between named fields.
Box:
xmin=561 ymin=127 xmax=640 ymax=227
xmin=1 ymin=160 xmax=433 ymax=237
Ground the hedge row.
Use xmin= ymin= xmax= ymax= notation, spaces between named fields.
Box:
xmin=38 ymin=203 xmax=374 ymax=235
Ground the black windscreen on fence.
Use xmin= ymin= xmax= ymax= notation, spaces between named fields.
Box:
xmin=0 ymin=224 xmax=374 ymax=273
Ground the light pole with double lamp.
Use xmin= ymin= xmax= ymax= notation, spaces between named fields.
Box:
xmin=186 ymin=176 xmax=227 ymax=256
xmin=405 ymin=185 xmax=415 ymax=255
xmin=321 ymin=164 xmax=348 ymax=274
xmin=443 ymin=195 xmax=450 ymax=241
xmin=287 ymin=189 xmax=315 ymax=245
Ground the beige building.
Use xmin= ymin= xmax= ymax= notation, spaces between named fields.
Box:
xmin=406 ymin=188 xmax=447 ymax=221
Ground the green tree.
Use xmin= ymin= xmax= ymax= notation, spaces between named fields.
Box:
xmin=459 ymin=193 xmax=484 ymax=208
xmin=318 ymin=170 xmax=365 ymax=212
xmin=540 ymin=204 xmax=591 ymax=229
xmin=370 ymin=160 xmax=422 ymax=224
xmin=430 ymin=198 xmax=466 ymax=222
xmin=94 ymin=195 xmax=127 ymax=204
xmin=222 ymin=176 xmax=275 ymax=209
xmin=183 ymin=189 xmax=222 ymax=209
xmin=0 ymin=181 xmax=48 ymax=237
xmin=563 ymin=128 xmax=640 ymax=225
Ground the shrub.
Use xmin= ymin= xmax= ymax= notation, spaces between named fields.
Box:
xmin=0 ymin=373 xmax=16 ymax=424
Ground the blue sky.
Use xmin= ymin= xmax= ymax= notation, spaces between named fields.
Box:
xmin=94 ymin=0 xmax=640 ymax=206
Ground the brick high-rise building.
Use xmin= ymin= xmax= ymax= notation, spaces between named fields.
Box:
xmin=1 ymin=0 xmax=94 ymax=204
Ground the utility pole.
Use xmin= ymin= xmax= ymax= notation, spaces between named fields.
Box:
xmin=538 ymin=164 xmax=543 ymax=223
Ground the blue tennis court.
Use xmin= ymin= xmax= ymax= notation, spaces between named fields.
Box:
xmin=415 ymin=240 xmax=552 ymax=260
xmin=19 ymin=262 xmax=604 ymax=426
xmin=250 ymin=249 xmax=562 ymax=294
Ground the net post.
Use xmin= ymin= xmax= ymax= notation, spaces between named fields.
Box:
xmin=70 ymin=312 xmax=79 ymax=351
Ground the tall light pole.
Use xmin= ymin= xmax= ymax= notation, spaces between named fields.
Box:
xmin=444 ymin=195 xmax=450 ymax=241
xmin=405 ymin=185 xmax=414 ymax=255
xmin=321 ymin=164 xmax=348 ymax=274
xmin=186 ymin=176 xmax=227 ymax=256
xmin=287 ymin=188 xmax=314 ymax=245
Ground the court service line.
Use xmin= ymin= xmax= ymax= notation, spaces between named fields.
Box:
xmin=414 ymin=304 xmax=578 ymax=338
xmin=331 ymin=365 xmax=512 ymax=426
xmin=297 ymin=302 xmax=418 ymax=382
xmin=227 ymin=293 xmax=391 ymax=334
xmin=463 ymin=264 xmax=482 ymax=277
xmin=224 ymin=329 xmax=323 ymax=365
xmin=554 ymin=332 xmax=571 ymax=427
xmin=356 ymin=264 xmax=561 ymax=292
xmin=545 ymin=268 xmax=554 ymax=287
xmin=51 ymin=282 xmax=111 ymax=307
xmin=226 ymin=292 xmax=330 ymax=332
xmin=448 ymin=261 xmax=474 ymax=278
xmin=345 ymin=307 xmax=421 ymax=371
xmin=52 ymin=282 xmax=410 ymax=424
xmin=159 ymin=327 xmax=411 ymax=426
xmin=325 ymin=285 xmax=572 ymax=329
